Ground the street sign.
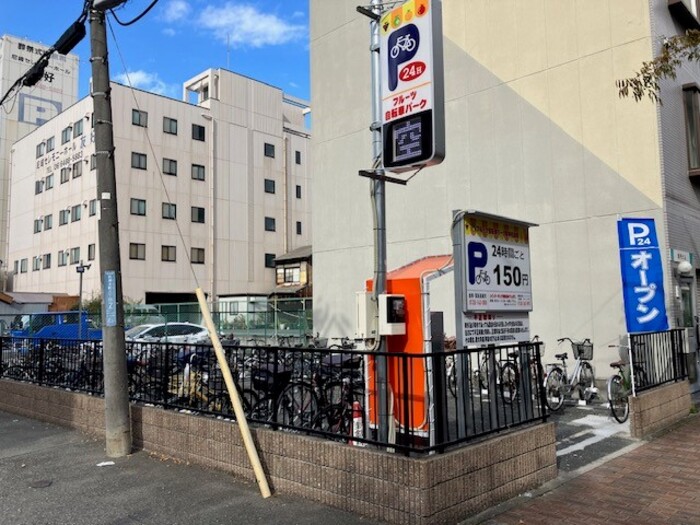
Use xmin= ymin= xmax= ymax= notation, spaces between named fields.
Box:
xmin=462 ymin=215 xmax=533 ymax=312
xmin=462 ymin=312 xmax=530 ymax=346
xmin=380 ymin=0 xmax=444 ymax=172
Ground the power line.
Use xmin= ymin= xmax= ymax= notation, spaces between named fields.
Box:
xmin=110 ymin=0 xmax=161 ymax=26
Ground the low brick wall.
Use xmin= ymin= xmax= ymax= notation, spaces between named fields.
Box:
xmin=629 ymin=381 xmax=691 ymax=439
xmin=0 ymin=379 xmax=557 ymax=524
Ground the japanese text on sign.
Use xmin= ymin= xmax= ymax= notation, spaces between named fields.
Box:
xmin=617 ymin=219 xmax=669 ymax=332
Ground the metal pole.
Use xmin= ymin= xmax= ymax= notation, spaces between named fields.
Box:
xmin=89 ymin=5 xmax=132 ymax=457
xmin=78 ymin=264 xmax=83 ymax=340
xmin=369 ymin=0 xmax=389 ymax=443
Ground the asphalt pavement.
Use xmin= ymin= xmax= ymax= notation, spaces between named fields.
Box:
xmin=0 ymin=410 xmax=382 ymax=525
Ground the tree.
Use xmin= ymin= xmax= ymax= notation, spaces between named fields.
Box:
xmin=617 ymin=29 xmax=700 ymax=102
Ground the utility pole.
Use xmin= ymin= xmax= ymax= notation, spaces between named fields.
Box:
xmin=90 ymin=0 xmax=132 ymax=457
xmin=76 ymin=260 xmax=91 ymax=340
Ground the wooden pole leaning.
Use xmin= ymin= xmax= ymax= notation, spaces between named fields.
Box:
xmin=195 ymin=288 xmax=271 ymax=498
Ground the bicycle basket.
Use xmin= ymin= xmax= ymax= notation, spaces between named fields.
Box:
xmin=574 ymin=341 xmax=593 ymax=360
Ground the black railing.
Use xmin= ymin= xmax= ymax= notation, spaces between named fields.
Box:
xmin=0 ymin=337 xmax=548 ymax=454
xmin=629 ymin=329 xmax=688 ymax=393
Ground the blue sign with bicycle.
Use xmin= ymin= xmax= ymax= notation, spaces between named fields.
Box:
xmin=617 ymin=218 xmax=668 ymax=333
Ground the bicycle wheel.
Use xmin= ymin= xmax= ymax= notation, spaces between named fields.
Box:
xmin=242 ymin=388 xmax=266 ymax=420
xmin=500 ymin=362 xmax=519 ymax=404
xmin=447 ymin=366 xmax=457 ymax=397
xmin=478 ymin=357 xmax=489 ymax=391
xmin=276 ymin=382 xmax=318 ymax=428
xmin=607 ymin=374 xmax=629 ymax=423
xmin=578 ymin=361 xmax=595 ymax=401
xmin=544 ymin=367 xmax=565 ymax=411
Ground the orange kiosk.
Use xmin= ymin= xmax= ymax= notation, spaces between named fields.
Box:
xmin=364 ymin=255 xmax=453 ymax=442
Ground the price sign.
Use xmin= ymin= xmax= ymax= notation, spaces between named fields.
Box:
xmin=463 ymin=216 xmax=533 ymax=312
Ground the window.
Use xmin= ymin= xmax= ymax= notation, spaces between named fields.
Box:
xmin=72 ymin=160 xmax=82 ymax=179
xmin=73 ymin=119 xmax=83 ymax=138
xmin=36 ymin=142 xmax=45 ymax=158
xmin=42 ymin=253 xmax=51 ymax=269
xmin=89 ymin=199 xmax=97 ymax=216
xmin=35 ymin=180 xmax=43 ymax=194
xmin=277 ymin=266 xmax=301 ymax=285
xmin=162 ymin=202 xmax=176 ymax=219
xmin=61 ymin=126 xmax=72 ymax=144
xmin=87 ymin=244 xmax=95 ymax=261
xmin=191 ymin=164 xmax=205 ymax=181
xmin=161 ymin=245 xmax=176 ymax=262
xmin=13 ymin=260 xmax=18 ymax=274
xmin=70 ymin=247 xmax=80 ymax=264
xmin=684 ymin=85 xmax=700 ymax=171
xmin=71 ymin=205 xmax=81 ymax=222
xmin=192 ymin=124 xmax=205 ymax=141
xmin=163 ymin=158 xmax=177 ymax=176
xmin=58 ymin=251 xmax=68 ymax=267
xmin=60 ymin=167 xmax=70 ymax=184
xmin=296 ymin=221 xmax=302 ymax=235
xmin=163 ymin=117 xmax=178 ymax=135
xmin=131 ymin=152 xmax=147 ymax=170
xmin=296 ymin=185 xmax=302 ymax=199
xmin=129 ymin=243 xmax=146 ymax=260
xmin=46 ymin=136 xmax=55 ymax=152
xmin=265 ymin=253 xmax=276 ymax=268
xmin=191 ymin=247 xmax=205 ymax=264
xmin=130 ymin=198 xmax=146 ymax=216
xmin=295 ymin=150 xmax=301 ymax=165
xmin=34 ymin=219 xmax=42 ymax=233
xmin=191 ymin=206 xmax=205 ymax=223
xmin=132 ymin=109 xmax=148 ymax=127
xmin=45 ymin=174 xmax=54 ymax=189
xmin=264 ymin=143 xmax=275 ymax=158
xmin=264 ymin=217 xmax=276 ymax=232
xmin=264 ymin=179 xmax=276 ymax=194
xmin=90 ymin=154 xmax=96 ymax=171
xmin=20 ymin=258 xmax=28 ymax=273
xmin=44 ymin=214 xmax=52 ymax=230
xmin=59 ymin=209 xmax=70 ymax=225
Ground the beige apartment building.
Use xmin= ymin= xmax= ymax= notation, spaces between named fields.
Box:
xmin=8 ymin=68 xmax=311 ymax=303
xmin=310 ymin=0 xmax=700 ymax=376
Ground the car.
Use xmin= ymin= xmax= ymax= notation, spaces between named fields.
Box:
xmin=125 ymin=323 xmax=210 ymax=344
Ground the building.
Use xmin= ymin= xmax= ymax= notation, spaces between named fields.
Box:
xmin=8 ymin=68 xmax=311 ymax=303
xmin=310 ymin=0 xmax=700 ymax=376
xmin=0 ymin=35 xmax=79 ymax=268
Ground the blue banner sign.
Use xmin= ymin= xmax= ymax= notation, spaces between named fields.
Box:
xmin=104 ymin=270 xmax=117 ymax=327
xmin=617 ymin=218 xmax=668 ymax=333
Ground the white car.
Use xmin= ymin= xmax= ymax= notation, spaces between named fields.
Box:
xmin=125 ymin=323 xmax=209 ymax=344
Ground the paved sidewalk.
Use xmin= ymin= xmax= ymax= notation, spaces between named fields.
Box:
xmin=480 ymin=413 xmax=700 ymax=525
xmin=0 ymin=410 xmax=381 ymax=525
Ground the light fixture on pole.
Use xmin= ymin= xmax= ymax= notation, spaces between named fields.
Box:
xmin=76 ymin=260 xmax=91 ymax=339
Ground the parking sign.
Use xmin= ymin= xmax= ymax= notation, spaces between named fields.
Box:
xmin=380 ymin=0 xmax=444 ymax=172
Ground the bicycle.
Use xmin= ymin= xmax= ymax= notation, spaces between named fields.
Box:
xmin=606 ymin=343 xmax=649 ymax=424
xmin=390 ymin=34 xmax=416 ymax=58
xmin=544 ymin=337 xmax=596 ymax=411
xmin=498 ymin=336 xmax=546 ymax=405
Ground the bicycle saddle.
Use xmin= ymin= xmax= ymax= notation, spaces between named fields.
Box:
xmin=609 ymin=360 xmax=627 ymax=368
xmin=554 ymin=352 xmax=568 ymax=361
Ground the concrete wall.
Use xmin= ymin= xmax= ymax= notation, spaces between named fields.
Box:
xmin=309 ymin=0 xmax=686 ymax=375
xmin=629 ymin=380 xmax=691 ymax=438
xmin=0 ymin=379 xmax=556 ymax=524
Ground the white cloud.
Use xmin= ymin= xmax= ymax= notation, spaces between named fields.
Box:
xmin=162 ymin=0 xmax=191 ymax=23
xmin=197 ymin=3 xmax=306 ymax=48
xmin=113 ymin=70 xmax=178 ymax=98
xmin=162 ymin=28 xmax=176 ymax=37
xmin=289 ymin=81 xmax=299 ymax=88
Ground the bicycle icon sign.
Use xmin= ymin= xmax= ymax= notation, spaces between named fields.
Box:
xmin=390 ymin=34 xmax=417 ymax=58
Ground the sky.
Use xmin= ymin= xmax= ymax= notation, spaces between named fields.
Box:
xmin=0 ymin=0 xmax=310 ymax=102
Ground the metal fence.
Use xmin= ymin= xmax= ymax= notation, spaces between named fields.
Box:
xmin=0 ymin=337 xmax=547 ymax=454
xmin=0 ymin=298 xmax=313 ymax=342
xmin=629 ymin=328 xmax=688 ymax=394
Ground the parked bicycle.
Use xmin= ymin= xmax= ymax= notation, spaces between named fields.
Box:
xmin=606 ymin=342 xmax=648 ymax=423
xmin=544 ymin=337 xmax=596 ymax=411
xmin=499 ymin=336 xmax=545 ymax=404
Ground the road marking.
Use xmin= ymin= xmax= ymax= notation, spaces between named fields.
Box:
xmin=556 ymin=413 xmax=629 ymax=457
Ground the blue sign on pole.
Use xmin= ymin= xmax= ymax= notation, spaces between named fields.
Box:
xmin=617 ymin=218 xmax=669 ymax=333
xmin=104 ymin=270 xmax=117 ymax=327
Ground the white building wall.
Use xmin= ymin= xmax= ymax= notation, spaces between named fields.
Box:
xmin=310 ymin=0 xmax=675 ymax=371
xmin=8 ymin=69 xmax=311 ymax=301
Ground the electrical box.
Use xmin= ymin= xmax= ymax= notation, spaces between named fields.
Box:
xmin=378 ymin=294 xmax=406 ymax=336
xmin=356 ymin=291 xmax=377 ymax=339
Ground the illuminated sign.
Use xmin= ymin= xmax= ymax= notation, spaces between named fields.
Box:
xmin=380 ymin=0 xmax=444 ymax=172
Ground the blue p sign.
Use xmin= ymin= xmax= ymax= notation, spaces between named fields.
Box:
xmin=387 ymin=24 xmax=420 ymax=91
xmin=467 ymin=242 xmax=488 ymax=285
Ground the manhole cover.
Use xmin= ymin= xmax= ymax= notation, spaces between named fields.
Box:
xmin=29 ymin=480 xmax=52 ymax=489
